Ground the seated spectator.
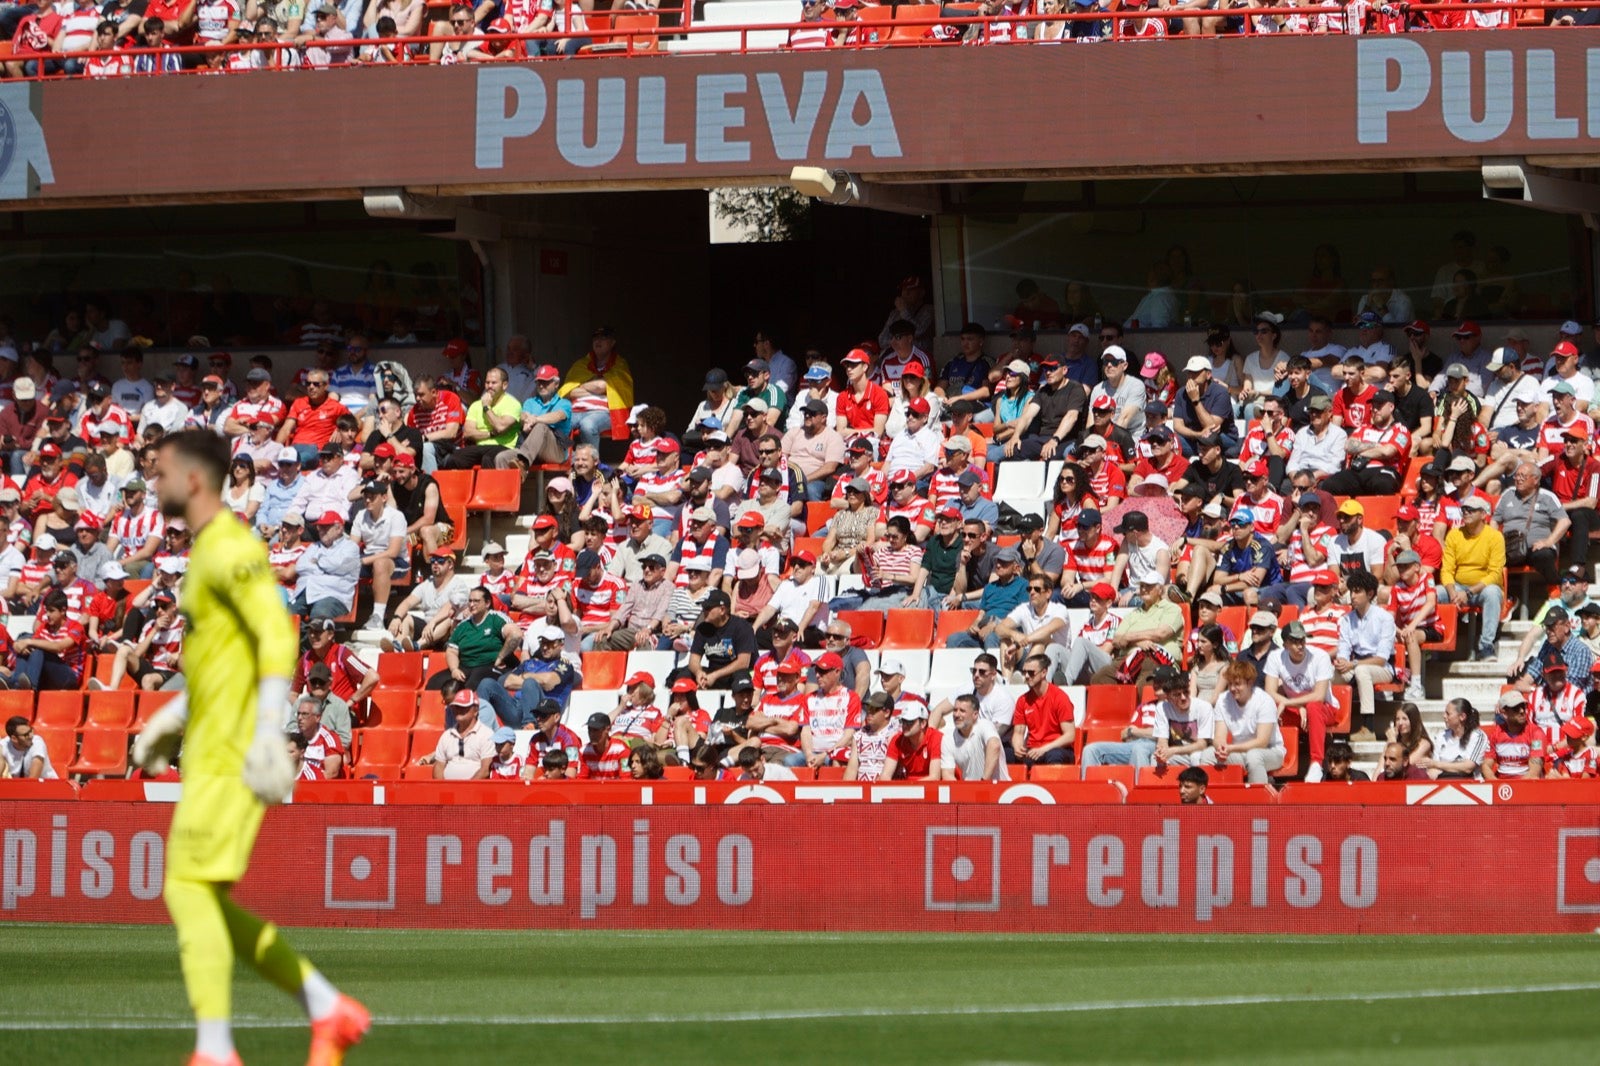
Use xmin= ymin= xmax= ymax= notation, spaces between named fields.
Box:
xmin=478 ymin=625 xmax=578 ymax=728
xmin=91 ymin=590 xmax=183 ymax=693
xmin=294 ymin=696 xmax=346 ymax=779
xmin=884 ymin=701 xmax=942 ymax=781
xmin=1483 ymin=689 xmax=1546 ymax=780
xmin=14 ymin=590 xmax=88 ymax=690
xmin=1008 ymin=653 xmax=1076 ymax=767
xmin=1088 ymin=574 xmax=1183 ymax=685
xmin=419 ymin=692 xmax=495 ymax=780
xmin=278 ymin=369 xmax=350 ymax=464
xmin=612 ymin=672 xmax=670 ymax=748
xmin=1081 ymin=665 xmax=1174 ymax=773
xmin=527 ymin=699 xmax=583 ymax=767
xmin=429 ymin=586 xmax=520 ymax=692
xmin=1199 ymin=660 xmax=1286 ymax=783
xmin=294 ymin=622 xmax=378 ymax=708
xmin=831 ymin=516 xmax=922 ymax=612
xmin=820 ymin=477 xmax=878 ymax=576
xmin=947 ymin=546 xmax=1027 ymax=650
xmin=1265 ymin=620 xmax=1338 ymax=780
xmin=994 ymin=574 xmax=1070 ymax=682
xmin=843 ymin=691 xmax=897 ymax=782
xmin=559 ymin=327 xmax=634 ymax=450
xmin=688 ymin=589 xmax=756 ymax=689
xmin=2 ymin=715 xmax=58 ymax=779
xmin=289 ymin=511 xmax=359 ymax=621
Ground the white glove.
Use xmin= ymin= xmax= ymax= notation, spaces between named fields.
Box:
xmin=243 ymin=676 xmax=295 ymax=805
xmin=242 ymin=731 xmax=296 ymax=805
xmin=131 ymin=699 xmax=188 ymax=776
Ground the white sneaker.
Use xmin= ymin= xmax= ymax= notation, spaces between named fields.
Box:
xmin=1403 ymin=680 xmax=1425 ymax=702
xmin=359 ymin=615 xmax=386 ymax=633
xmin=1303 ymin=762 xmax=1324 ymax=783
xmin=86 ymin=678 xmax=104 ymax=691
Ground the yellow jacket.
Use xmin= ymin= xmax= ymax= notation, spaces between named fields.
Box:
xmin=559 ymin=353 xmax=634 ymax=412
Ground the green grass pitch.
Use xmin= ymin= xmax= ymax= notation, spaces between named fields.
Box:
xmin=5 ymin=925 xmax=1600 ymax=1064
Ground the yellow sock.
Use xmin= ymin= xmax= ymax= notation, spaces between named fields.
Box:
xmin=163 ymin=876 xmax=235 ymax=1024
xmin=217 ymin=890 xmax=310 ymax=998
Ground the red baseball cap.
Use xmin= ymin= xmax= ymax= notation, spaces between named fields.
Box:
xmin=1091 ymin=394 xmax=1116 ymax=412
xmin=774 ymin=660 xmax=802 ymax=676
xmin=906 ymin=397 xmax=931 ymax=416
xmin=815 ymin=652 xmax=844 ymax=671
xmin=901 ymin=363 xmax=926 ymax=379
xmin=736 ymin=512 xmax=765 ymax=529
xmin=1396 ymin=504 xmax=1420 ymax=521
xmin=38 ymin=443 xmax=61 ymax=458
xmin=392 ymin=453 xmax=416 ymax=468
xmin=791 ymin=550 xmax=817 ymax=566
xmin=841 ymin=349 xmax=872 ymax=366
xmin=890 ymin=469 xmax=917 ymax=486
xmin=653 ymin=437 xmax=680 ymax=455
xmin=1452 ymin=321 xmax=1481 ymax=338
xmin=1311 ymin=572 xmax=1338 ymax=587
xmin=670 ymin=677 xmax=698 ymax=694
xmin=202 ymin=374 xmax=226 ymax=387
xmin=1242 ymin=459 xmax=1268 ymax=479
xmin=1552 ymin=340 xmax=1580 ymax=359
xmin=1564 ymin=423 xmax=1591 ymax=441
xmin=1403 ymin=320 xmax=1431 ymax=336
xmin=534 ymin=364 xmax=560 ymax=382
xmin=936 ymin=504 xmax=962 ymax=520
xmin=450 ymin=689 xmax=477 ymax=706
xmin=1089 ymin=582 xmax=1116 ymax=601
xmin=623 ymin=671 xmax=654 ymax=688
xmin=532 ymin=515 xmax=559 ymax=530
xmin=442 ymin=338 xmax=470 ymax=358
xmin=317 ymin=510 xmax=346 ymax=527
xmin=373 ymin=442 xmax=395 ymax=459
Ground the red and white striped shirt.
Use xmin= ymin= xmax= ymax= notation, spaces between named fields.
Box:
xmin=1389 ymin=577 xmax=1434 ymax=631
xmin=1076 ymin=610 xmax=1117 ymax=647
xmin=138 ymin=615 xmax=186 ymax=671
xmin=1553 ymin=744 xmax=1599 ymax=779
xmin=674 ymin=535 xmax=725 ymax=588
xmin=829 ymin=467 xmax=888 ymax=506
xmin=928 ymin=464 xmax=989 ymax=508
xmin=1286 ymin=524 xmax=1338 ymax=585
xmin=1412 ymin=494 xmax=1461 ymax=536
xmin=110 ymin=505 xmax=165 ymax=558
xmin=407 ymin=393 xmax=465 ymax=441
xmin=1086 ymin=459 xmax=1126 ymax=503
xmin=581 ymin=736 xmax=631 ymax=779
xmin=753 ymin=648 xmax=812 ymax=691
xmin=1065 ymin=533 xmax=1119 ymax=585
xmin=1240 ymin=420 xmax=1294 ymax=469
xmin=1298 ymin=604 xmax=1347 ymax=657
xmin=269 ymin=539 xmax=309 ymax=585
xmin=573 ymin=574 xmax=627 ymax=627
xmin=41 ymin=578 xmax=107 ymax=632
xmin=489 ymin=754 xmax=524 ymax=780
xmin=611 ymin=703 xmax=666 ymax=742
xmin=195 ymin=0 xmax=238 ymax=41
xmin=479 ymin=569 xmax=516 ymax=602
xmin=78 ymin=404 xmax=134 ymax=447
xmin=1231 ymin=490 xmax=1285 ymax=536
xmin=863 ymin=542 xmax=923 ymax=591
xmin=229 ymin=394 xmax=287 ymax=431
xmin=34 ymin=618 xmax=87 ymax=681
xmin=806 ymin=686 xmax=862 ymax=755
xmin=884 ymin=496 xmax=936 ymax=534
xmin=1531 ymin=683 xmax=1586 ymax=748
xmin=1346 ymin=422 xmax=1410 ymax=475
xmin=756 ymin=689 xmax=810 ymax=754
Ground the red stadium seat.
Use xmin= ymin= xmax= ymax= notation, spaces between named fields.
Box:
xmin=365 ymin=688 xmax=418 ymax=730
xmin=1028 ymin=765 xmax=1079 ymax=783
xmin=581 ymin=651 xmax=628 ymax=691
xmin=1080 ymin=765 xmax=1136 ymax=788
xmin=84 ymin=691 xmax=137 ymax=730
xmin=881 ymin=609 xmax=934 ymax=650
xmin=134 ymin=691 xmax=180 ymax=731
xmin=815 ymin=766 xmax=846 ymax=780
xmin=932 ymin=610 xmax=981 ymax=646
xmin=1216 ymin=606 xmax=1249 ymax=641
xmin=68 ymin=728 xmax=128 ymax=778
xmin=661 ymin=766 xmax=693 ymax=781
xmin=1081 ymin=686 xmax=1135 ymax=728
xmin=410 ymin=728 xmax=444 ymax=764
xmin=353 ymin=728 xmax=410 ymax=769
xmin=835 ymin=610 xmax=885 ymax=649
xmin=377 ymin=652 xmax=426 ymax=690
xmin=467 ymin=468 xmax=521 ymax=514
xmin=33 ymin=727 xmax=75 ymax=773
xmin=1422 ymin=604 xmax=1458 ymax=652
xmin=0 ymin=689 xmax=34 ymax=725
xmin=805 ymin=502 xmax=833 ymax=535
xmin=415 ymin=693 xmax=446 ymax=732
xmin=34 ymin=692 xmax=83 ymax=731
xmin=1274 ymin=725 xmax=1300 ymax=780
xmin=790 ymin=537 xmax=826 ymax=566
xmin=92 ymin=655 xmax=132 ymax=690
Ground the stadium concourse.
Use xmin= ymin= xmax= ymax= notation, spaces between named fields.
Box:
xmin=0 ymin=0 xmax=1580 ymax=78
xmin=0 ymin=293 xmax=1597 ymax=792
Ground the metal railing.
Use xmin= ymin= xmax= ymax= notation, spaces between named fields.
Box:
xmin=1 ymin=1 xmax=1593 ymax=81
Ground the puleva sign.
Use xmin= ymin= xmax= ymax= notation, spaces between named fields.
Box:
xmin=0 ymin=83 xmax=53 ymax=200
xmin=472 ymin=66 xmax=903 ymax=170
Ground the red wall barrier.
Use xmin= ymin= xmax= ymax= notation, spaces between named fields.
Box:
xmin=6 ymin=800 xmax=1600 ymax=933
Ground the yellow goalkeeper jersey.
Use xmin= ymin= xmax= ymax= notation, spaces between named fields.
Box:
xmin=179 ymin=512 xmax=299 ymax=779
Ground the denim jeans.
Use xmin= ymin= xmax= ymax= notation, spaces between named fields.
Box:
xmin=477 ymin=677 xmax=544 ymax=729
xmin=1454 ymin=582 xmax=1504 ymax=651
xmin=572 ymin=410 xmax=612 ymax=450
xmin=1081 ymin=738 xmax=1157 ymax=771
xmin=17 ymin=650 xmax=78 ymax=691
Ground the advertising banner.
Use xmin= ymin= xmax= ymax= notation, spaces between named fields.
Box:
xmin=6 ymin=35 xmax=1600 ymax=206
xmin=5 ymin=799 xmax=1600 ymax=933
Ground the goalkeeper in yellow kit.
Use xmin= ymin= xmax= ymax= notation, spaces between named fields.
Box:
xmin=132 ymin=430 xmax=370 ymax=1066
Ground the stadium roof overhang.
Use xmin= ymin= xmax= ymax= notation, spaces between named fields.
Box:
xmin=5 ymin=33 xmax=1600 ymax=212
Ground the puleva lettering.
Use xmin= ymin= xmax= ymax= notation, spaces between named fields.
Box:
xmin=474 ymin=66 xmax=902 ymax=171
xmin=1356 ymin=38 xmax=1599 ymax=146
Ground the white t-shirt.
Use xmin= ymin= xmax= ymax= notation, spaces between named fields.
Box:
xmin=768 ymin=575 xmax=824 ymax=628
xmin=943 ymin=718 xmax=1007 ymax=782
xmin=1003 ymin=600 xmax=1071 ymax=648
xmin=710 ymin=461 xmax=746 ymax=499
xmin=3 ymin=736 xmax=57 ymax=780
xmin=413 ymin=574 xmax=472 ymax=617
xmin=350 ymin=507 xmax=407 ymax=555
xmin=1264 ymin=646 xmax=1334 ymax=701
xmin=973 ymin=684 xmax=1015 ymax=727
xmin=1543 ymin=372 xmax=1595 ymax=409
xmin=1125 ymin=535 xmax=1170 ymax=588
xmin=1154 ymin=697 xmax=1214 ymax=748
xmin=1332 ymin=528 xmax=1386 ymax=570
xmin=755 ymin=763 xmax=799 ymax=781
xmin=1432 ymin=726 xmax=1488 ymax=774
xmin=1214 ymin=688 xmax=1283 ymax=750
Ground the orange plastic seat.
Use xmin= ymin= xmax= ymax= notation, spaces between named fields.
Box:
xmin=1028 ymin=765 xmax=1078 ymax=782
xmin=834 ymin=610 xmax=885 ymax=649
xmin=581 ymin=651 xmax=628 ymax=691
xmin=377 ymin=652 xmax=426 ymax=690
xmin=134 ymin=690 xmax=180 ymax=730
xmin=85 ymin=691 xmax=137 ymax=730
xmin=805 ymin=502 xmax=833 ymax=535
xmin=365 ymin=688 xmax=418 ymax=730
xmin=932 ymin=610 xmax=980 ymax=646
xmin=33 ymin=727 xmax=76 ymax=773
xmin=34 ymin=692 xmax=83 ymax=731
xmin=69 ymin=728 xmax=129 ymax=777
xmin=1274 ymin=725 xmax=1300 ymax=780
xmin=1081 ymin=685 xmax=1136 ymax=727
xmin=467 ymin=468 xmax=521 ymax=514
xmin=0 ymin=689 xmax=35 ymax=725
xmin=881 ymin=609 xmax=934 ymax=650
xmin=353 ymin=728 xmax=410 ymax=769
xmin=415 ymin=692 xmax=446 ymax=731
xmin=661 ymin=766 xmax=693 ymax=781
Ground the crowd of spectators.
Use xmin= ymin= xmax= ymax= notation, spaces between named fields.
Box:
xmin=1 ymin=0 xmax=1586 ymax=78
xmin=4 ymin=261 xmax=1600 ymax=788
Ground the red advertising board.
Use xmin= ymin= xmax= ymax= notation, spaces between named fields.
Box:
xmin=6 ymin=799 xmax=1600 ymax=933
xmin=4 ymin=33 xmax=1600 ymax=206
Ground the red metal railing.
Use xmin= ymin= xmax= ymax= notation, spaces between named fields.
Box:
xmin=1 ymin=2 xmax=1593 ymax=81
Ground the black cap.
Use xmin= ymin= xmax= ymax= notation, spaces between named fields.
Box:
xmin=1115 ymin=511 xmax=1149 ymax=533
xmin=1578 ymin=602 xmax=1600 ymax=619
xmin=1371 ymin=390 xmax=1396 ymax=406
xmin=801 ymin=399 xmax=827 ymax=416
xmin=638 ymin=553 xmax=667 ymax=569
xmin=87 ymin=382 xmax=108 ymax=398
xmin=574 ymin=549 xmax=603 ymax=573
xmin=1151 ymin=664 xmax=1186 ymax=689
xmin=686 ymin=466 xmax=712 ymax=484
xmin=359 ymin=480 xmax=385 ymax=495
xmin=246 ymin=367 xmax=272 ymax=384
xmin=701 ymin=589 xmax=731 ymax=611
xmin=318 ymin=444 xmax=343 ymax=459
xmin=729 ymin=671 xmax=755 ymax=693
xmin=1017 ymin=513 xmax=1044 ymax=533
xmin=534 ymin=699 xmax=563 ymax=718
xmin=1545 ymin=606 xmax=1571 ymax=626
xmin=585 ymin=712 xmax=611 ymax=730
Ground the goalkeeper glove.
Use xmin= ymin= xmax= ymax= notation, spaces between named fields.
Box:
xmin=131 ymin=695 xmax=188 ymax=776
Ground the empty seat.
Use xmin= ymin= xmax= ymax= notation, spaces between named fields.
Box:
xmin=366 ymin=688 xmax=418 ymax=730
xmin=85 ymin=692 xmax=137 ymax=730
xmin=932 ymin=609 xmax=981 ymax=646
xmin=467 ymin=468 xmax=522 ymax=514
xmin=928 ymin=647 xmax=983 ymax=688
xmin=376 ymin=652 xmax=426 ymax=690
xmin=69 ymin=728 xmax=129 ymax=778
xmin=34 ymin=693 xmax=83 ymax=731
xmin=881 ymin=609 xmax=935 ymax=651
xmin=994 ymin=461 xmax=1048 ymax=502
xmin=581 ymin=651 xmax=628 ymax=691
xmin=625 ymin=650 xmax=677 ymax=687
xmin=353 ymin=728 xmax=410 ymax=769
xmin=0 ymin=689 xmax=34 ymax=725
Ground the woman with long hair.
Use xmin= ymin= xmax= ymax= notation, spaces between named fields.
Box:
xmin=987 ymin=362 xmax=1034 ymax=464
xmin=1204 ymin=326 xmax=1245 ymax=396
xmin=1190 ymin=623 xmax=1229 ymax=702
xmin=223 ymin=454 xmax=264 ymax=523
xmin=1385 ymin=700 xmax=1434 ymax=767
xmin=1238 ymin=313 xmax=1286 ymax=417
xmin=1044 ymin=462 xmax=1099 ymax=547
xmin=1422 ymin=698 xmax=1487 ymax=779
xmin=542 ymin=476 xmax=580 ymax=543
